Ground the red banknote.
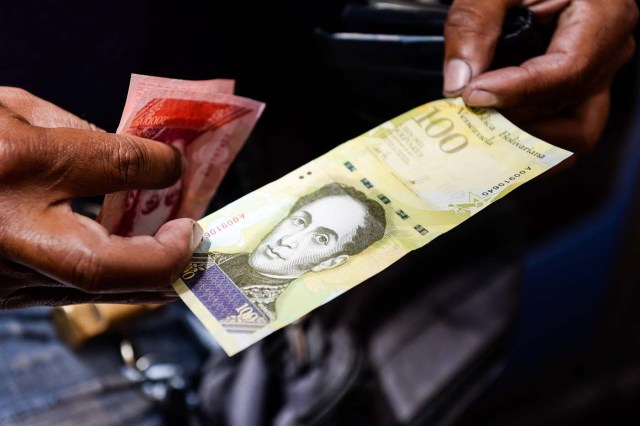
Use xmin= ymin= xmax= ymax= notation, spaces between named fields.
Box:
xmin=116 ymin=74 xmax=235 ymax=132
xmin=99 ymin=74 xmax=265 ymax=236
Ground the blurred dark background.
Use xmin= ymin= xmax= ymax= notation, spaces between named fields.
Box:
xmin=1 ymin=1 xmax=639 ymax=425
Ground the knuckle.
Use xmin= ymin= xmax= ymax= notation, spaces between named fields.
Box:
xmin=527 ymin=57 xmax=586 ymax=100
xmin=68 ymin=247 xmax=104 ymax=292
xmin=0 ymin=86 xmax=33 ymax=102
xmin=0 ymin=126 xmax=29 ymax=181
xmin=517 ymin=64 xmax=559 ymax=104
xmin=0 ymin=137 xmax=15 ymax=179
xmin=445 ymin=4 xmax=493 ymax=38
xmin=0 ymin=87 xmax=38 ymax=123
xmin=111 ymin=135 xmax=147 ymax=185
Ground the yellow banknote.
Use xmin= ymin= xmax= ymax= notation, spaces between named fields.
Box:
xmin=174 ymin=97 xmax=572 ymax=355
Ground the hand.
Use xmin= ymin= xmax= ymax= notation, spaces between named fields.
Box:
xmin=443 ymin=0 xmax=638 ymax=154
xmin=0 ymin=87 xmax=203 ymax=308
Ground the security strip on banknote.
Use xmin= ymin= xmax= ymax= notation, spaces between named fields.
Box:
xmin=174 ymin=97 xmax=572 ymax=356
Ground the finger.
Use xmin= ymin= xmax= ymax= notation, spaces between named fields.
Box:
xmin=443 ymin=0 xmax=517 ymax=96
xmin=39 ymin=126 xmax=184 ymax=197
xmin=462 ymin=3 xmax=635 ymax=109
xmin=0 ymin=87 xmax=100 ymax=130
xmin=0 ymin=107 xmax=184 ymax=197
xmin=10 ymin=213 xmax=203 ymax=294
xmin=521 ymin=89 xmax=610 ymax=155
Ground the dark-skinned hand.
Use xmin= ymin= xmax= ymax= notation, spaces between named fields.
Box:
xmin=443 ymin=0 xmax=638 ymax=155
xmin=0 ymin=87 xmax=203 ymax=309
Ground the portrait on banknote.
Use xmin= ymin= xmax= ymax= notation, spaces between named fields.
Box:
xmin=182 ymin=182 xmax=387 ymax=321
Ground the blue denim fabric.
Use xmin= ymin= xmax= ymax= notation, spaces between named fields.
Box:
xmin=0 ymin=305 xmax=210 ymax=426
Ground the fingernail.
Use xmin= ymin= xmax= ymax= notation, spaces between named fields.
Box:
xmin=191 ymin=222 xmax=204 ymax=252
xmin=466 ymin=90 xmax=499 ymax=107
xmin=443 ymin=59 xmax=472 ymax=96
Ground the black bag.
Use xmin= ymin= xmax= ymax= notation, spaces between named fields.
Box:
xmin=196 ymin=255 xmax=521 ymax=426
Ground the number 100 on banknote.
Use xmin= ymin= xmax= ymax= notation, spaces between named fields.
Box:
xmin=174 ymin=97 xmax=572 ymax=355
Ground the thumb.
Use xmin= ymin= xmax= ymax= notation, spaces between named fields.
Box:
xmin=443 ymin=0 xmax=516 ymax=96
xmin=155 ymin=218 xmax=205 ymax=258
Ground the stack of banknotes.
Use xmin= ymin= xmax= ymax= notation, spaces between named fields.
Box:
xmin=94 ymin=74 xmax=572 ymax=356
xmin=99 ymin=74 xmax=265 ymax=236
